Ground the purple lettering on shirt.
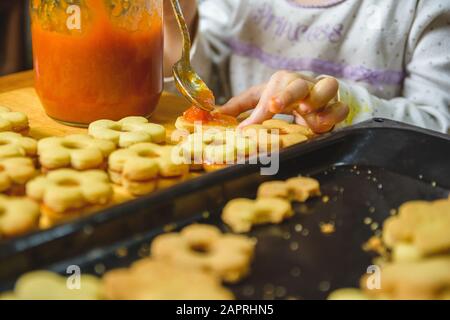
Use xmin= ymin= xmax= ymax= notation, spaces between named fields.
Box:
xmin=227 ymin=38 xmax=405 ymax=86
xmin=250 ymin=1 xmax=344 ymax=44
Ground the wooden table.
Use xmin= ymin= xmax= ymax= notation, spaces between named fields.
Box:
xmin=0 ymin=70 xmax=190 ymax=139
xmin=0 ymin=71 xmax=34 ymax=94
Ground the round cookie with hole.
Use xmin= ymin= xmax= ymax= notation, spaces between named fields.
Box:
xmin=0 ymin=195 xmax=40 ymax=238
xmin=108 ymin=143 xmax=189 ymax=196
xmin=0 ymin=106 xmax=29 ymax=133
xmin=26 ymin=169 xmax=113 ymax=228
xmin=38 ymin=134 xmax=116 ymax=171
xmin=0 ymin=157 xmax=37 ymax=195
xmin=89 ymin=117 xmax=166 ymax=148
xmin=0 ymin=132 xmax=37 ymax=160
xmin=103 ymin=258 xmax=234 ymax=300
xmin=151 ymin=224 xmax=256 ymax=283
xmin=222 ymin=197 xmax=293 ymax=233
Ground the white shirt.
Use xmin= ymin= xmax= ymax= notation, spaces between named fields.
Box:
xmin=167 ymin=0 xmax=450 ymax=133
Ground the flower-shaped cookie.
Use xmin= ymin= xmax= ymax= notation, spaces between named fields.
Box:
xmin=0 ymin=195 xmax=40 ymax=238
xmin=89 ymin=117 xmax=166 ymax=148
xmin=242 ymin=124 xmax=281 ymax=152
xmin=329 ymin=198 xmax=450 ymax=301
xmin=1 ymin=271 xmax=102 ymax=300
xmin=0 ymin=132 xmax=37 ymax=159
xmin=257 ymin=177 xmax=321 ymax=202
xmin=244 ymin=119 xmax=312 ymax=149
xmin=361 ymin=256 xmax=450 ymax=300
xmin=109 ymin=143 xmax=189 ymax=196
xmin=151 ymin=224 xmax=255 ymax=283
xmin=103 ymin=258 xmax=234 ymax=300
xmin=179 ymin=130 xmax=257 ymax=171
xmin=38 ymin=134 xmax=115 ymax=171
xmin=26 ymin=169 xmax=113 ymax=214
xmin=0 ymin=106 xmax=29 ymax=133
xmin=0 ymin=158 xmax=37 ymax=195
xmin=329 ymin=257 xmax=450 ymax=301
xmin=263 ymin=119 xmax=313 ymax=136
xmin=328 ymin=288 xmax=370 ymax=300
xmin=222 ymin=197 xmax=293 ymax=233
xmin=383 ymin=199 xmax=450 ymax=262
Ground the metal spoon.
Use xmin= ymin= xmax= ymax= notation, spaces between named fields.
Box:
xmin=170 ymin=0 xmax=216 ymax=112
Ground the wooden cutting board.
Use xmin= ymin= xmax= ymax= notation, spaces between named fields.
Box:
xmin=0 ymin=85 xmax=190 ymax=140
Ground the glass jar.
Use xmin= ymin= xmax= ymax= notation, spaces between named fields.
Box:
xmin=30 ymin=0 xmax=163 ymax=126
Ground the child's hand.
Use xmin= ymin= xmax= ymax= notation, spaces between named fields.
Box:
xmin=219 ymin=71 xmax=349 ymax=133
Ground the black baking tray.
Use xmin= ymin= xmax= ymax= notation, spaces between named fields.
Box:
xmin=1 ymin=119 xmax=449 ymax=299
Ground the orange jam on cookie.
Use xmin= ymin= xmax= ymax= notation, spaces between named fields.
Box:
xmin=183 ymin=106 xmax=238 ymax=126
xmin=31 ymin=0 xmax=163 ymax=126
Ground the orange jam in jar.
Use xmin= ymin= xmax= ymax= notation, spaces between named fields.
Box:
xmin=31 ymin=0 xmax=163 ymax=126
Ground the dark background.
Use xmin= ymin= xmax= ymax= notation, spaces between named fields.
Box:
xmin=0 ymin=0 xmax=32 ymax=76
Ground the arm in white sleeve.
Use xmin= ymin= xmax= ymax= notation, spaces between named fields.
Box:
xmin=338 ymin=1 xmax=450 ymax=133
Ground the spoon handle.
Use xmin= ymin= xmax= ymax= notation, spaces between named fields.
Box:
xmin=170 ymin=0 xmax=192 ymax=65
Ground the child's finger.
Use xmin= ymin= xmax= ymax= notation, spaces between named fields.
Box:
xmin=300 ymin=102 xmax=349 ymax=133
xmin=239 ymin=71 xmax=300 ymax=128
xmin=219 ymin=84 xmax=266 ymax=116
xmin=293 ymin=112 xmax=308 ymax=126
xmin=238 ymin=104 xmax=273 ymax=128
xmin=298 ymin=77 xmax=339 ymax=114
xmin=269 ymin=78 xmax=309 ymax=113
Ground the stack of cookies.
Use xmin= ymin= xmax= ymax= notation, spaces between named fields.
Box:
xmin=0 ymin=108 xmax=40 ymax=238
xmin=0 ymin=106 xmax=316 ymax=238
xmin=175 ymin=119 xmax=314 ymax=173
xmin=177 ymin=130 xmax=258 ymax=172
xmin=108 ymin=143 xmax=189 ymax=196
xmin=243 ymin=119 xmax=314 ymax=149
xmin=0 ymin=132 xmax=38 ymax=195
xmin=0 ymin=113 xmax=173 ymax=235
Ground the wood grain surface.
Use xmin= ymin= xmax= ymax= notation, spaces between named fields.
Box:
xmin=0 ymin=70 xmax=190 ymax=140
